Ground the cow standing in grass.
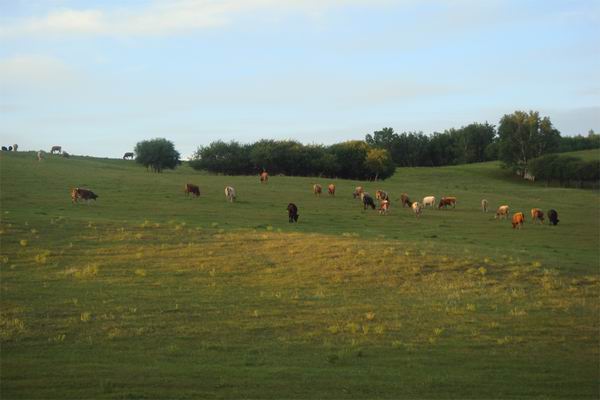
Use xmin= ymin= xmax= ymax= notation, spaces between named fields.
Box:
xmin=495 ymin=205 xmax=510 ymax=219
xmin=123 ymin=152 xmax=134 ymax=160
xmin=376 ymin=190 xmax=389 ymax=202
xmin=422 ymin=196 xmax=436 ymax=208
xmin=512 ymin=212 xmax=525 ymax=229
xmin=71 ymin=188 xmax=98 ymax=203
xmin=531 ymin=208 xmax=545 ymax=224
xmin=287 ymin=203 xmax=299 ymax=223
xmin=51 ymin=146 xmax=62 ymax=154
xmin=361 ymin=192 xmax=376 ymax=210
xmin=260 ymin=171 xmax=269 ymax=184
xmin=548 ymin=209 xmax=559 ymax=226
xmin=481 ymin=199 xmax=488 ymax=212
xmin=353 ymin=186 xmax=364 ymax=199
xmin=313 ymin=184 xmax=322 ymax=197
xmin=328 ymin=184 xmax=336 ymax=196
xmin=412 ymin=202 xmax=422 ymax=218
xmin=37 ymin=151 xmax=44 ymax=161
xmin=438 ymin=196 xmax=457 ymax=209
xmin=185 ymin=184 xmax=200 ymax=197
xmin=225 ymin=186 xmax=236 ymax=202
xmin=379 ymin=199 xmax=390 ymax=215
xmin=400 ymin=193 xmax=411 ymax=208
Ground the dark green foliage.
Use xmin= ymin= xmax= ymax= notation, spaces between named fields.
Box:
xmin=558 ymin=130 xmax=600 ymax=152
xmin=134 ymin=138 xmax=181 ymax=173
xmin=498 ymin=111 xmax=560 ymax=175
xmin=189 ymin=140 xmax=252 ymax=175
xmin=528 ymin=153 xmax=600 ymax=187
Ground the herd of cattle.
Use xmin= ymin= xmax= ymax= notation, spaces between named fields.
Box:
xmin=69 ymin=169 xmax=560 ymax=229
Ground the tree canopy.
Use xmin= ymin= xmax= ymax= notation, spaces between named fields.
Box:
xmin=134 ymin=138 xmax=181 ymax=173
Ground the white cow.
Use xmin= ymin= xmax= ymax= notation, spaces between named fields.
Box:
xmin=422 ymin=196 xmax=436 ymax=208
xmin=37 ymin=151 xmax=44 ymax=161
xmin=495 ymin=205 xmax=510 ymax=219
xmin=412 ymin=202 xmax=422 ymax=218
xmin=225 ymin=186 xmax=236 ymax=202
xmin=481 ymin=199 xmax=489 ymax=212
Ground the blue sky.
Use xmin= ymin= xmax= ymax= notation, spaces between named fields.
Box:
xmin=1 ymin=0 xmax=598 ymax=159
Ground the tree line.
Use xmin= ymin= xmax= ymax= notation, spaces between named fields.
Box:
xmin=188 ymin=139 xmax=396 ymax=180
xmin=527 ymin=154 xmax=600 ymax=188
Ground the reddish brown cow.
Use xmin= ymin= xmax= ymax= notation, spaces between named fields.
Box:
xmin=71 ymin=188 xmax=98 ymax=203
xmin=260 ymin=171 xmax=269 ymax=184
xmin=184 ymin=183 xmax=200 ymax=197
xmin=512 ymin=212 xmax=525 ymax=229
xmin=438 ymin=196 xmax=457 ymax=209
xmin=400 ymin=193 xmax=411 ymax=207
xmin=531 ymin=208 xmax=545 ymax=224
xmin=328 ymin=184 xmax=336 ymax=196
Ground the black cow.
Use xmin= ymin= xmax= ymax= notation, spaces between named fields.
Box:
xmin=362 ymin=193 xmax=376 ymax=210
xmin=548 ymin=209 xmax=559 ymax=226
xmin=287 ymin=203 xmax=299 ymax=223
xmin=71 ymin=188 xmax=99 ymax=203
xmin=1 ymin=146 xmax=7 ymax=151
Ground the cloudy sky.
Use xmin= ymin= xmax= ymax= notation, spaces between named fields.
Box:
xmin=1 ymin=0 xmax=598 ymax=159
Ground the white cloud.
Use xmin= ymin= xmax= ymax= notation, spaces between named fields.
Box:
xmin=0 ymin=54 xmax=78 ymax=89
xmin=0 ymin=0 xmax=394 ymax=38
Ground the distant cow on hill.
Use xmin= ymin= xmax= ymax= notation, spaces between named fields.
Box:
xmin=225 ymin=186 xmax=236 ymax=202
xmin=71 ymin=188 xmax=98 ymax=203
xmin=13 ymin=144 xmax=18 ymax=152
xmin=37 ymin=151 xmax=44 ymax=161
xmin=62 ymin=151 xmax=70 ymax=158
xmin=260 ymin=171 xmax=269 ymax=184
xmin=123 ymin=152 xmax=134 ymax=160
xmin=328 ymin=184 xmax=336 ymax=196
xmin=184 ymin=183 xmax=200 ymax=197
xmin=51 ymin=146 xmax=62 ymax=154
xmin=287 ymin=203 xmax=299 ymax=223
xmin=1 ymin=146 xmax=7 ymax=151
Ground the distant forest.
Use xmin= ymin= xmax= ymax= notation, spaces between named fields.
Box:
xmin=189 ymin=110 xmax=599 ymax=181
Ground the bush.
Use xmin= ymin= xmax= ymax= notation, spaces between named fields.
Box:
xmin=134 ymin=138 xmax=180 ymax=173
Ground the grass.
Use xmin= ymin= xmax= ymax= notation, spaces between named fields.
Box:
xmin=1 ymin=151 xmax=599 ymax=399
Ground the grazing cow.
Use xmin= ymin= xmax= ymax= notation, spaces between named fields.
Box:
xmin=37 ymin=151 xmax=44 ymax=161
xmin=495 ymin=205 xmax=510 ymax=219
xmin=512 ymin=212 xmax=525 ymax=229
xmin=13 ymin=144 xmax=18 ymax=152
xmin=71 ymin=188 xmax=98 ymax=203
xmin=361 ymin=192 xmax=376 ymax=210
xmin=50 ymin=146 xmax=62 ymax=154
xmin=1 ymin=146 xmax=7 ymax=151
xmin=287 ymin=203 xmax=299 ymax=223
xmin=375 ymin=190 xmax=389 ymax=201
xmin=225 ymin=186 xmax=236 ymax=202
xmin=8 ymin=146 xmax=12 ymax=151
xmin=62 ymin=151 xmax=70 ymax=158
xmin=412 ymin=202 xmax=422 ymax=218
xmin=548 ymin=209 xmax=559 ymax=226
xmin=400 ymin=193 xmax=411 ymax=208
xmin=481 ymin=199 xmax=489 ymax=212
xmin=422 ymin=196 xmax=436 ymax=208
xmin=353 ymin=186 xmax=364 ymax=199
xmin=531 ymin=208 xmax=545 ymax=224
xmin=184 ymin=183 xmax=200 ymax=197
xmin=438 ymin=196 xmax=457 ymax=209
xmin=260 ymin=171 xmax=269 ymax=184
xmin=328 ymin=184 xmax=336 ymax=196
xmin=123 ymin=152 xmax=134 ymax=160
xmin=379 ymin=199 xmax=390 ymax=215
xmin=313 ymin=184 xmax=322 ymax=196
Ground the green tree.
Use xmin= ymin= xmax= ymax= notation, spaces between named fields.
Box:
xmin=364 ymin=148 xmax=396 ymax=180
xmin=189 ymin=141 xmax=252 ymax=175
xmin=498 ymin=110 xmax=560 ymax=176
xmin=134 ymin=138 xmax=180 ymax=173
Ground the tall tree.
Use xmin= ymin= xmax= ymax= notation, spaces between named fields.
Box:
xmin=134 ymin=138 xmax=180 ymax=173
xmin=497 ymin=110 xmax=560 ymax=175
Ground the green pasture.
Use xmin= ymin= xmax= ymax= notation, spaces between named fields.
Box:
xmin=1 ymin=151 xmax=598 ymax=399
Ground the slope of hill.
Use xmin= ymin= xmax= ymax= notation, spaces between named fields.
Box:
xmin=1 ymin=151 xmax=598 ymax=399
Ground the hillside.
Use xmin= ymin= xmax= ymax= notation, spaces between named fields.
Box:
xmin=1 ymin=151 xmax=599 ymax=399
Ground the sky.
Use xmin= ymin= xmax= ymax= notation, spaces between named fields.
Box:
xmin=1 ymin=0 xmax=599 ymax=159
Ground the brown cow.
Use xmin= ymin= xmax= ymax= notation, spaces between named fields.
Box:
xmin=379 ymin=199 xmax=390 ymax=215
xmin=260 ymin=171 xmax=269 ymax=184
xmin=400 ymin=193 xmax=411 ymax=208
xmin=495 ymin=205 xmax=510 ymax=219
xmin=512 ymin=212 xmax=525 ymax=229
xmin=313 ymin=184 xmax=322 ymax=196
xmin=184 ymin=183 xmax=200 ymax=197
xmin=328 ymin=184 xmax=336 ymax=196
xmin=375 ymin=190 xmax=389 ymax=201
xmin=71 ymin=188 xmax=98 ymax=203
xmin=531 ymin=208 xmax=545 ymax=224
xmin=353 ymin=186 xmax=364 ymax=199
xmin=438 ymin=196 xmax=457 ymax=209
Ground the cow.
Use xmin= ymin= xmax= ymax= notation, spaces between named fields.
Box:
xmin=328 ymin=184 xmax=336 ymax=196
xmin=260 ymin=171 xmax=269 ymax=184
xmin=13 ymin=144 xmax=18 ymax=152
xmin=412 ymin=202 xmax=422 ymax=218
xmin=438 ymin=196 xmax=457 ymax=209
xmin=313 ymin=184 xmax=322 ymax=196
xmin=481 ymin=199 xmax=488 ymax=212
xmin=548 ymin=209 xmax=559 ymax=226
xmin=512 ymin=212 xmax=525 ymax=229
xmin=531 ymin=208 xmax=545 ymax=224
xmin=50 ymin=146 xmax=62 ymax=154
xmin=353 ymin=186 xmax=364 ymax=199
xmin=287 ymin=203 xmax=299 ymax=223
xmin=184 ymin=183 xmax=200 ymax=197
xmin=495 ymin=205 xmax=510 ymax=219
xmin=400 ymin=193 xmax=411 ymax=208
xmin=1 ymin=146 xmax=7 ymax=151
xmin=375 ymin=190 xmax=389 ymax=201
xmin=123 ymin=152 xmax=134 ymax=160
xmin=62 ymin=151 xmax=70 ymax=158
xmin=379 ymin=199 xmax=390 ymax=215
xmin=37 ymin=151 xmax=44 ymax=161
xmin=361 ymin=192 xmax=376 ymax=210
xmin=422 ymin=196 xmax=436 ymax=208
xmin=71 ymin=188 xmax=98 ymax=203
xmin=225 ymin=186 xmax=236 ymax=202
xmin=8 ymin=146 xmax=12 ymax=151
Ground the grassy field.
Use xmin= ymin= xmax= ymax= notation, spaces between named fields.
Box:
xmin=1 ymin=151 xmax=599 ymax=399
